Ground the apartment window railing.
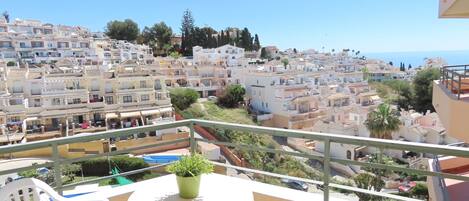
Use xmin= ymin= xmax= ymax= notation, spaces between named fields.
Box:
xmin=440 ymin=65 xmax=469 ymax=99
xmin=0 ymin=119 xmax=468 ymax=201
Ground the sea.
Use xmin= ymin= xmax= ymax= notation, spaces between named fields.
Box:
xmin=363 ymin=50 xmax=469 ymax=67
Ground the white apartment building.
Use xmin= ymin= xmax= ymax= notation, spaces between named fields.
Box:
xmin=193 ymin=45 xmax=245 ymax=67
xmin=0 ymin=17 xmax=153 ymax=66
xmin=93 ymin=39 xmax=154 ymax=66
xmin=0 ymin=60 xmax=174 ymax=145
xmin=147 ymin=58 xmax=230 ymax=98
xmin=243 ymin=69 xmax=325 ymax=130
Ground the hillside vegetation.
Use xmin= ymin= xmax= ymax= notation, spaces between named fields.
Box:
xmin=180 ymin=101 xmax=323 ymax=183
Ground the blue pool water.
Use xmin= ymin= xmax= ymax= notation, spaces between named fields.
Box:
xmin=63 ymin=192 xmax=93 ymax=198
xmin=143 ymin=155 xmax=181 ymax=164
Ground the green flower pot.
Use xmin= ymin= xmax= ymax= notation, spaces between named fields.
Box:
xmin=176 ymin=175 xmax=201 ymax=199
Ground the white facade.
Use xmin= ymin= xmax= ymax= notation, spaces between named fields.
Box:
xmin=193 ymin=45 xmax=245 ymax=67
xmin=0 ymin=18 xmax=153 ymax=66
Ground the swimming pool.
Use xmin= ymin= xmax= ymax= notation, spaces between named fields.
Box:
xmin=143 ymin=155 xmax=181 ymax=164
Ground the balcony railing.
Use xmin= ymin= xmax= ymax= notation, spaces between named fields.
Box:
xmin=0 ymin=119 xmax=468 ymax=201
xmin=440 ymin=65 xmax=469 ymax=99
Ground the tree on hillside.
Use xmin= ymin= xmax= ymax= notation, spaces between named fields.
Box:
xmin=218 ymin=84 xmax=246 ymax=108
xmin=180 ymin=9 xmax=195 ymax=56
xmin=353 ymin=173 xmax=385 ymax=201
xmin=364 ymin=103 xmax=400 ymax=139
xmin=2 ymin=11 xmax=9 ymax=23
xmin=153 ymin=22 xmax=173 ymax=55
xmin=293 ymin=48 xmax=298 ymax=54
xmin=413 ymin=68 xmax=439 ymax=113
xmin=260 ymin=47 xmax=270 ymax=59
xmin=235 ymin=30 xmax=240 ymax=46
xmin=224 ymin=30 xmax=230 ymax=45
xmin=384 ymin=80 xmax=413 ymax=110
xmin=141 ymin=22 xmax=173 ymax=56
xmin=362 ymin=67 xmax=370 ymax=81
xmin=253 ymin=34 xmax=261 ymax=51
xmin=219 ymin=30 xmax=226 ymax=46
xmin=399 ymin=63 xmax=405 ymax=72
xmin=389 ymin=61 xmax=393 ymax=66
xmin=170 ymin=88 xmax=199 ymax=110
xmin=105 ymin=19 xmax=139 ymax=41
xmin=200 ymin=27 xmax=217 ymax=48
xmin=281 ymin=58 xmax=289 ymax=69
xmin=408 ymin=64 xmax=412 ymax=70
xmin=240 ymin=28 xmax=253 ymax=51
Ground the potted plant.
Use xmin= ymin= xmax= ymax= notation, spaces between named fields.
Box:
xmin=166 ymin=154 xmax=214 ymax=199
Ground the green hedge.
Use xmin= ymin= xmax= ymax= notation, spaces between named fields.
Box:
xmin=76 ymin=156 xmax=149 ymax=181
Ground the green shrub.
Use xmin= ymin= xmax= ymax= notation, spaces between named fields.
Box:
xmin=410 ymin=183 xmax=428 ymax=199
xmin=6 ymin=61 xmax=16 ymax=66
xmin=169 ymin=88 xmax=199 ymax=110
xmin=217 ymin=84 xmax=245 ymax=108
xmin=166 ymin=154 xmax=213 ymax=177
xmin=76 ymin=156 xmax=149 ymax=181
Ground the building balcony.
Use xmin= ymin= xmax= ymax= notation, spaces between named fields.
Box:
xmin=432 ymin=65 xmax=469 ymax=141
xmin=0 ymin=119 xmax=468 ymax=201
xmin=439 ymin=0 xmax=469 ymax=18
xmin=116 ymin=87 xmax=153 ymax=94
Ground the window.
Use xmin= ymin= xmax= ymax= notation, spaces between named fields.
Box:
xmin=154 ymin=80 xmax=162 ymax=90
xmin=31 ymin=41 xmax=44 ymax=48
xmin=33 ymin=99 xmax=41 ymax=107
xmin=346 ymin=150 xmax=352 ymax=160
xmin=9 ymin=99 xmax=22 ymax=105
xmin=72 ymin=98 xmax=81 ymax=104
xmin=80 ymin=42 xmax=89 ymax=48
xmin=52 ymin=98 xmax=61 ymax=105
xmin=123 ymin=95 xmax=133 ymax=103
xmin=9 ymin=116 xmax=21 ymax=123
xmin=105 ymin=96 xmax=114 ymax=104
xmin=140 ymin=80 xmax=147 ymax=88
xmin=156 ymin=93 xmax=163 ymax=100
xmin=141 ymin=94 xmax=149 ymax=102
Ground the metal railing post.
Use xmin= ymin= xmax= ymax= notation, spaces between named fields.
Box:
xmin=451 ymin=72 xmax=454 ymax=92
xmin=189 ymin=122 xmax=196 ymax=155
xmin=446 ymin=70 xmax=449 ymax=89
xmin=378 ymin=148 xmax=384 ymax=179
xmin=51 ymin=143 xmax=63 ymax=195
xmin=323 ymin=139 xmax=331 ymax=201
xmin=458 ymin=76 xmax=462 ymax=100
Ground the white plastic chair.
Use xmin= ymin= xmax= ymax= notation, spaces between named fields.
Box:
xmin=0 ymin=178 xmax=109 ymax=201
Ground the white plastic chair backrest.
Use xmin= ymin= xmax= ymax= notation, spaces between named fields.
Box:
xmin=0 ymin=178 xmax=65 ymax=201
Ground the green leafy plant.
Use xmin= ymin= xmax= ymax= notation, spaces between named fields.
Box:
xmin=169 ymin=88 xmax=199 ymax=110
xmin=166 ymin=154 xmax=213 ymax=177
xmin=217 ymin=84 xmax=246 ymax=108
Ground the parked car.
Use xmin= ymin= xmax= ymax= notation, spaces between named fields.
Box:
xmin=398 ymin=181 xmax=416 ymax=192
xmin=208 ymin=96 xmax=218 ymax=101
xmin=281 ymin=178 xmax=308 ymax=191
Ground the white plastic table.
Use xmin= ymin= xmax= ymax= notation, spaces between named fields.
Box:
xmin=126 ymin=173 xmax=347 ymax=201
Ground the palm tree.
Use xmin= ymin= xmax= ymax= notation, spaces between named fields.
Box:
xmin=361 ymin=67 xmax=369 ymax=81
xmin=364 ymin=104 xmax=400 ymax=139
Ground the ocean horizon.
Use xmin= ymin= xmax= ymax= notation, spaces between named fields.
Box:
xmin=363 ymin=50 xmax=469 ymax=68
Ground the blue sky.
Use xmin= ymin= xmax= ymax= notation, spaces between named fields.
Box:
xmin=2 ymin=0 xmax=469 ymax=53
